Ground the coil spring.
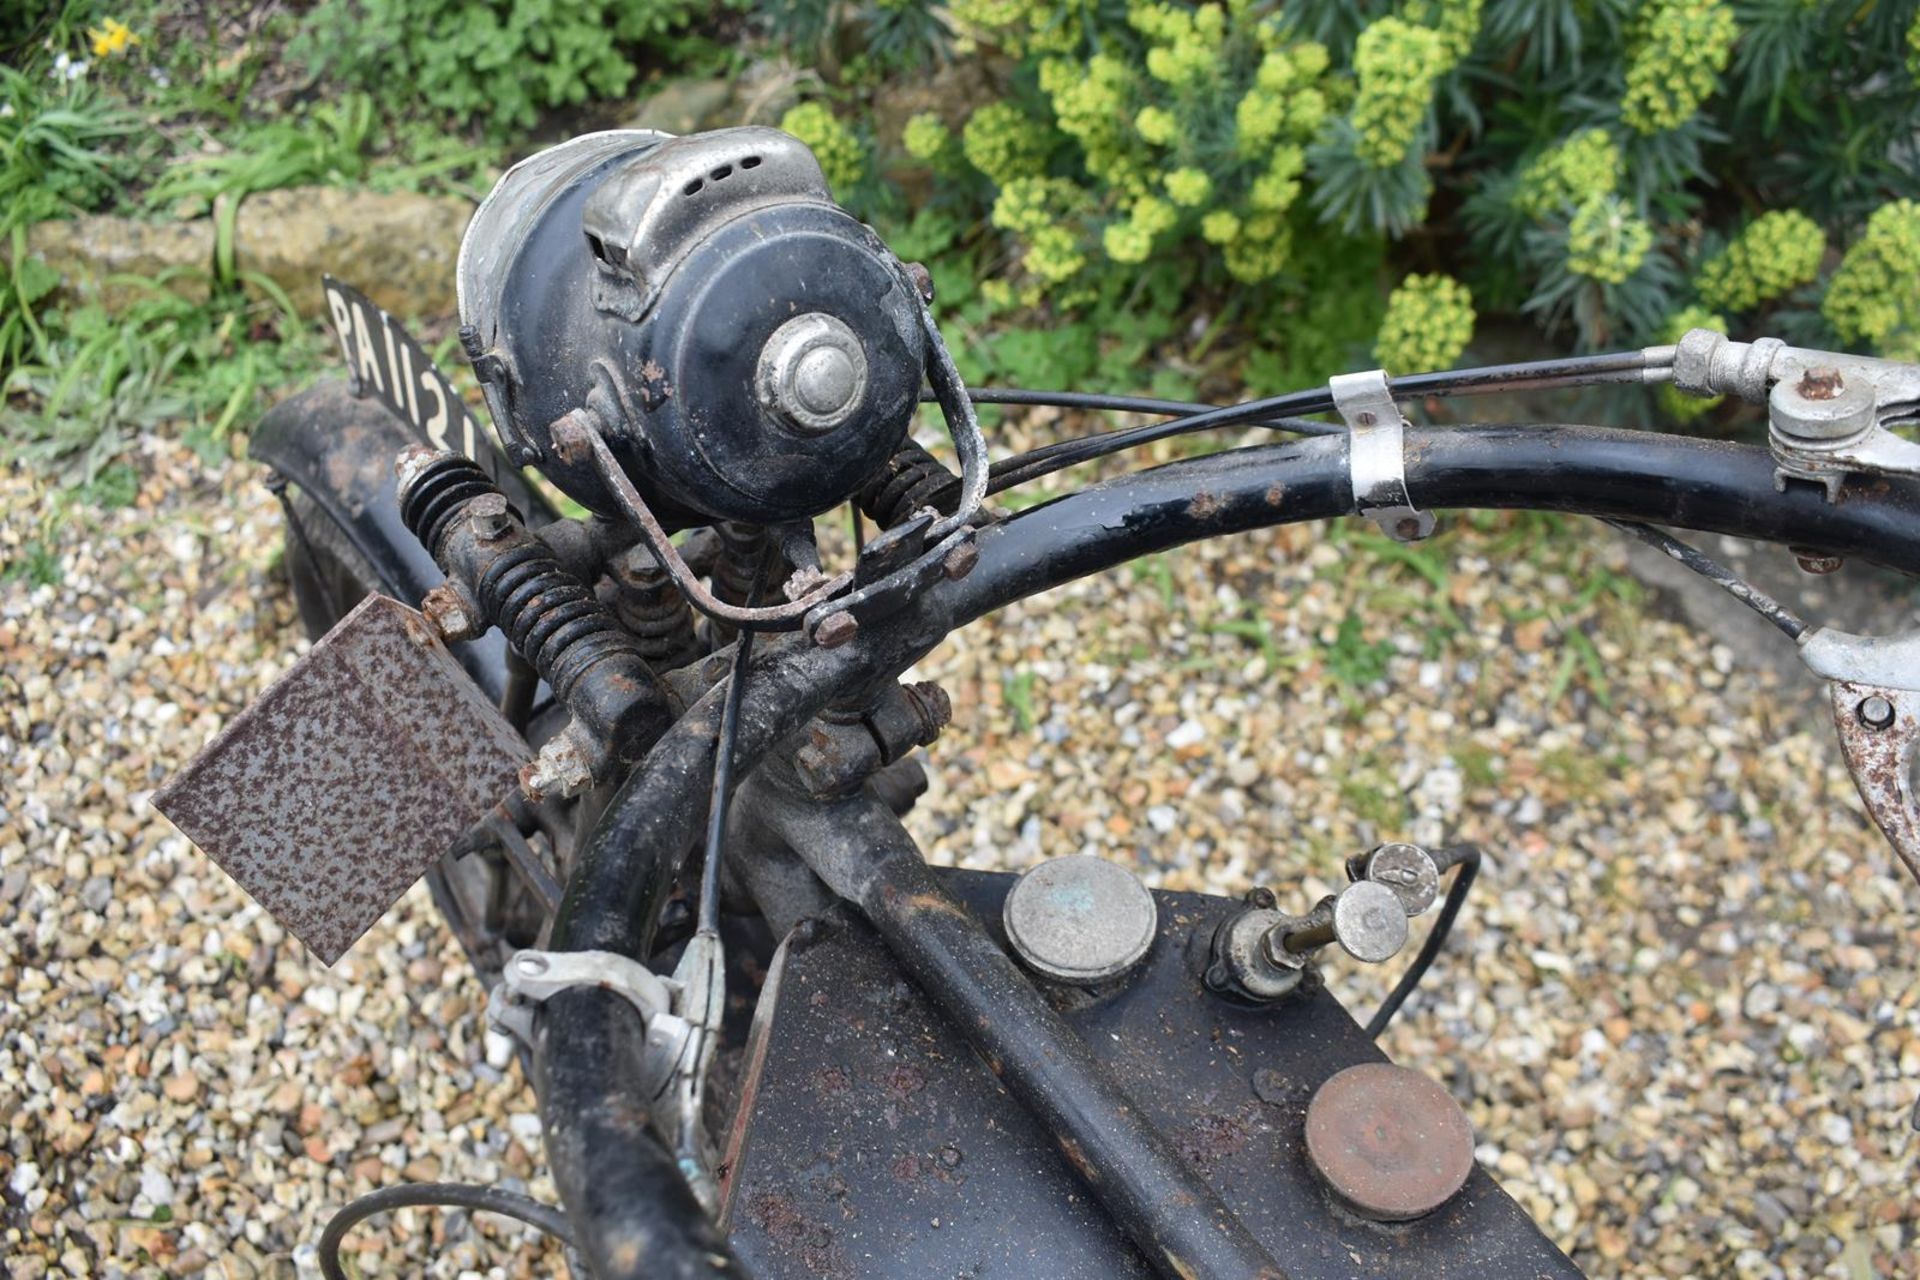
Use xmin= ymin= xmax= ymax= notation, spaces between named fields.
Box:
xmin=400 ymin=454 xmax=648 ymax=704
xmin=398 ymin=454 xmax=499 ymax=560
xmin=611 ymin=554 xmax=704 ymax=671
xmin=857 ymin=441 xmax=959 ymax=530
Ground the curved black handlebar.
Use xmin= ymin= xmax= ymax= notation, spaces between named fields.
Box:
xmin=539 ymin=424 xmax=1920 ymax=1278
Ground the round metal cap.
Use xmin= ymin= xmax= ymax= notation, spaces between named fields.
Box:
xmin=1363 ymin=843 xmax=1440 ymax=916
xmin=1330 ymin=881 xmax=1409 ymax=963
xmin=756 ymin=312 xmax=870 ymax=435
xmin=1769 ymin=365 xmax=1875 ymax=444
xmin=1304 ymin=1062 xmax=1475 ymax=1222
xmin=1003 ymin=855 xmax=1157 ymax=986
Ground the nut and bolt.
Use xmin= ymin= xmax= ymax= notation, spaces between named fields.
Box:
xmin=1859 ymin=695 xmax=1897 ymax=730
xmin=902 ymin=680 xmax=953 ymax=737
xmin=420 ymin=583 xmax=479 ymax=643
xmin=813 ymin=611 xmax=860 ymax=648
xmin=468 ymin=493 xmax=512 ymax=541
xmin=941 ymin=540 xmax=980 ymax=581
xmin=520 ymin=737 xmax=595 ymax=802
xmin=1796 ymin=366 xmax=1845 ymax=401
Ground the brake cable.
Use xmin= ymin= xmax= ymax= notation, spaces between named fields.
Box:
xmin=936 ymin=347 xmax=1676 ymax=496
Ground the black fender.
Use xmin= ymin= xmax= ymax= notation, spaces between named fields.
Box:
xmin=249 ymin=377 xmax=556 ymax=703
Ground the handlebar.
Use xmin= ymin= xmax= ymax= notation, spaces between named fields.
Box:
xmin=538 ymin=422 xmax=1920 ymax=1277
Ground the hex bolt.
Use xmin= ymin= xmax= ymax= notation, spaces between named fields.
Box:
xmin=468 ymin=492 xmax=512 ymax=541
xmin=813 ymin=611 xmax=860 ymax=648
xmin=1797 ymin=366 xmax=1845 ymax=401
xmin=1859 ymin=695 xmax=1897 ymax=730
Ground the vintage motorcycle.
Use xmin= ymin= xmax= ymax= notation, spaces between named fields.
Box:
xmin=155 ymin=126 xmax=1920 ymax=1278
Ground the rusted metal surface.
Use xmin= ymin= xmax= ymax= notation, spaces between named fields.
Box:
xmin=1304 ymin=1062 xmax=1476 ymax=1223
xmin=721 ymin=870 xmax=1580 ymax=1279
xmin=1830 ymin=679 xmax=1920 ymax=886
xmin=153 ymin=595 xmax=530 ymax=964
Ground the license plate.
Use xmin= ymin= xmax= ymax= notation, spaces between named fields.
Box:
xmin=321 ymin=275 xmax=514 ymax=490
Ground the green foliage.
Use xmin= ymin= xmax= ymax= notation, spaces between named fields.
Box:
xmin=0 ymin=67 xmax=141 ymax=229
xmin=1620 ymin=0 xmax=1737 ymax=135
xmin=780 ymin=101 xmax=867 ymax=194
xmin=1822 ymin=200 xmax=1920 ymax=361
xmin=296 ymin=0 xmax=701 ymax=136
xmin=2 ymin=275 xmax=325 ymax=483
xmin=763 ymin=0 xmax=950 ymax=70
xmin=777 ymin=0 xmax=1920 ymax=373
xmin=1374 ymin=273 xmax=1475 ymax=372
xmin=1695 ymin=210 xmax=1824 ymax=314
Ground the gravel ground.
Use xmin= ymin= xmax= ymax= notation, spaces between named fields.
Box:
xmin=3 ymin=418 xmax=1917 ymax=1278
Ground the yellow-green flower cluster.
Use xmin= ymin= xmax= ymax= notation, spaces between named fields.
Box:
xmin=1350 ymin=18 xmax=1448 ymax=168
xmin=1657 ymin=305 xmax=1726 ymax=422
xmin=1566 ymin=195 xmax=1654 ymax=284
xmin=990 ymin=177 xmax=1089 ymax=284
xmin=1221 ymin=213 xmax=1293 ymax=283
xmin=1164 ymin=167 xmax=1212 ymax=207
xmin=1514 ymin=129 xmax=1620 ymax=218
xmin=779 ymin=103 xmax=865 ymax=192
xmin=1620 ymin=0 xmax=1737 ymax=135
xmin=961 ymin=102 xmax=1053 ymax=186
xmin=1374 ymin=273 xmax=1475 ymax=372
xmin=1695 ymin=210 xmax=1825 ymax=313
xmin=1822 ymin=199 xmax=1920 ymax=356
xmin=1129 ymin=2 xmax=1226 ymax=92
xmin=1909 ymin=11 xmax=1920 ymax=81
xmin=950 ymin=0 xmax=1086 ymax=56
xmin=1402 ymin=0 xmax=1484 ymax=65
xmin=902 ymin=113 xmax=951 ymax=162
xmin=1135 ymin=105 xmax=1178 ymax=147
xmin=1234 ymin=42 xmax=1329 ymax=158
xmin=1040 ymin=54 xmax=1147 ymax=196
xmin=1102 ymin=194 xmax=1180 ymax=264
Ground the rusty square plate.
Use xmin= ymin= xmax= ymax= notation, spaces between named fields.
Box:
xmin=154 ymin=594 xmax=530 ymax=964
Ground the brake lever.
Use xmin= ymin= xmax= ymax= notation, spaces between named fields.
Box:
xmin=1800 ymin=626 xmax=1920 ymax=885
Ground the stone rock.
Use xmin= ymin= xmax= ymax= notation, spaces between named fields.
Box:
xmin=23 ymin=215 xmax=214 ymax=309
xmin=234 ymin=185 xmax=473 ymax=320
xmin=623 ymin=77 xmax=736 ymax=135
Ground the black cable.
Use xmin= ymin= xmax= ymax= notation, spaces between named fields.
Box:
xmin=1600 ymin=518 xmax=1809 ymax=639
xmin=317 ymin=1181 xmax=575 ymax=1280
xmin=921 ymin=385 xmax=1343 ymax=437
xmin=967 ymin=351 xmax=1661 ymax=495
xmin=698 ymin=546 xmax=773 ymax=934
xmin=1367 ymin=845 xmax=1481 ymax=1039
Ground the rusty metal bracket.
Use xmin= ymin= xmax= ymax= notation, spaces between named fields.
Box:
xmin=552 ymin=409 xmax=850 ymax=630
xmin=153 ymin=595 xmax=531 ymax=965
xmin=1331 ymin=368 xmax=1435 ymax=542
xmin=1827 ymin=681 xmax=1920 ymax=888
